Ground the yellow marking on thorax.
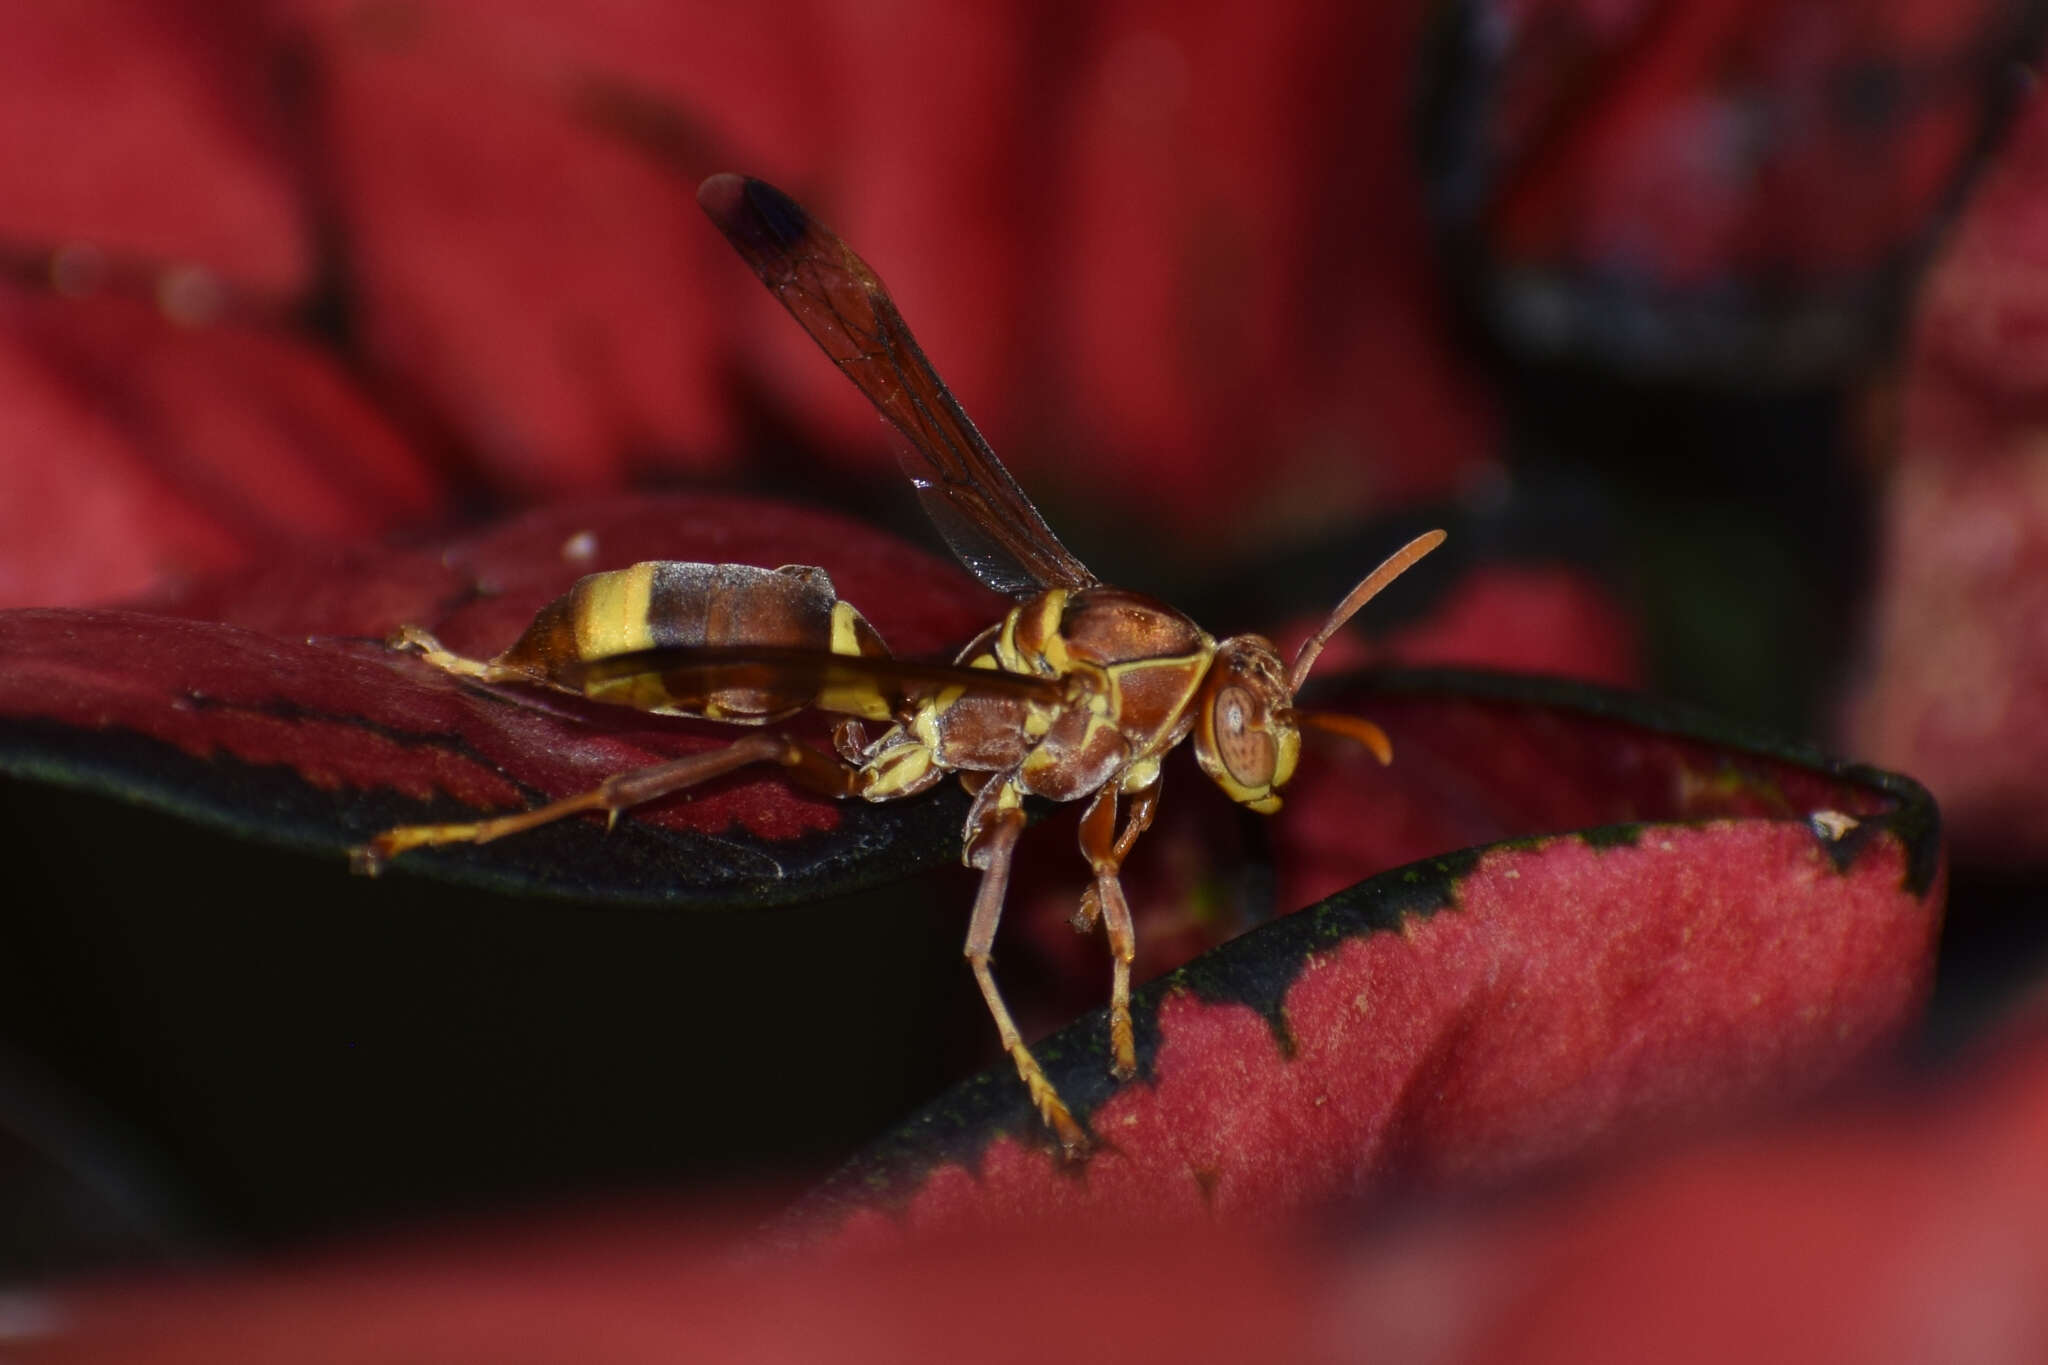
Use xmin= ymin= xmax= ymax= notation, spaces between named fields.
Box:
xmin=572 ymin=564 xmax=658 ymax=660
xmin=997 ymin=592 xmax=1068 ymax=675
xmin=827 ymin=601 xmax=865 ymax=658
xmin=1038 ymin=624 xmax=1072 ymax=675
xmin=994 ymin=612 xmax=1021 ymax=672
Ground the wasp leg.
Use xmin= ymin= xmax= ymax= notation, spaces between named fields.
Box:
xmin=964 ymin=792 xmax=1089 ymax=1158
xmin=1077 ymin=780 xmax=1160 ymax=1081
xmin=386 ymin=626 xmax=536 ymax=685
xmin=350 ymin=732 xmax=861 ymax=874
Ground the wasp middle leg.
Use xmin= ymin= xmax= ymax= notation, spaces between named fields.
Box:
xmin=1076 ymin=780 xmax=1160 ymax=1082
xmin=350 ymin=731 xmax=862 ymax=874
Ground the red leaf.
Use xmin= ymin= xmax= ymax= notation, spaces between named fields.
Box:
xmin=0 ymin=0 xmax=1510 ymax=605
xmin=0 ymin=284 xmax=438 ymax=608
xmin=1429 ymin=0 xmax=2031 ymax=378
xmin=789 ymin=673 xmax=1940 ymax=1242
xmin=0 ymin=3 xmax=309 ymax=296
xmin=41 ymin=1009 xmax=2048 ymax=1365
xmin=300 ymin=4 xmax=778 ymax=494
xmin=1846 ymin=82 xmax=2048 ymax=863
xmin=0 ymin=494 xmax=1004 ymax=903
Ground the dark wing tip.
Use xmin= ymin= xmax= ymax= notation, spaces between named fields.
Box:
xmin=697 ymin=173 xmax=812 ymax=254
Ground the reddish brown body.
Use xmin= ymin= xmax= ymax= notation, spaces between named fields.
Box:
xmin=923 ymin=588 xmax=1210 ymax=801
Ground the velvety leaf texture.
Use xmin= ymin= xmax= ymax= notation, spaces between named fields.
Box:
xmin=0 ymin=494 xmax=1006 ymax=907
xmin=790 ymin=674 xmax=1939 ymax=1242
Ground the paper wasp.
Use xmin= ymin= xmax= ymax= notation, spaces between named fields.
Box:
xmin=353 ymin=174 xmax=1444 ymax=1157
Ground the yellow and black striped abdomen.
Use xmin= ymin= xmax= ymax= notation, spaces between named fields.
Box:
xmin=494 ymin=561 xmax=890 ymax=722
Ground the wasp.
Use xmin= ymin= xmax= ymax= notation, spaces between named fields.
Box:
xmin=353 ymin=174 xmax=1445 ymax=1158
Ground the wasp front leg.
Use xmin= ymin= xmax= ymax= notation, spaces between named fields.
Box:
xmin=963 ymin=778 xmax=1090 ymax=1158
xmin=351 ymin=731 xmax=863 ymax=873
xmin=1076 ymin=780 xmax=1159 ymax=1082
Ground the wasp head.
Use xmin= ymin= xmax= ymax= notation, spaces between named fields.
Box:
xmin=1192 ymin=635 xmax=1301 ymax=814
xmin=1194 ymin=530 xmax=1448 ymax=814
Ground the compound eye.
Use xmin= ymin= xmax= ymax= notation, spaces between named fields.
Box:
xmin=1212 ymin=685 xmax=1275 ymax=789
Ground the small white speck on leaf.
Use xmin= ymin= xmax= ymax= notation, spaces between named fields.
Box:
xmin=1809 ymin=810 xmax=1860 ymax=841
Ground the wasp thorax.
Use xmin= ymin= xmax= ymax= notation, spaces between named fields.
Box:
xmin=1192 ymin=636 xmax=1301 ymax=814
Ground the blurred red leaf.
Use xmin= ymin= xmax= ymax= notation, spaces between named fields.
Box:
xmin=1048 ymin=1 xmax=1498 ymax=523
xmin=299 ymin=3 xmax=761 ymax=493
xmin=1328 ymin=1023 xmax=2048 ymax=1363
xmin=1280 ymin=560 xmax=1643 ymax=688
xmin=30 ymin=881 xmax=2017 ymax=1365
xmin=0 ymin=283 xmax=439 ymax=608
xmin=0 ymin=4 xmax=308 ymax=296
xmin=1428 ymin=0 xmax=2033 ymax=379
xmin=1847 ymin=81 xmax=2048 ymax=863
xmin=2 ymin=0 xmax=1510 ymax=616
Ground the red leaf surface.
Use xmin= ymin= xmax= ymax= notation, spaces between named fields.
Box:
xmin=0 ymin=284 xmax=439 ymax=608
xmin=298 ymin=3 xmax=760 ymax=494
xmin=1846 ymin=80 xmax=2048 ymax=863
xmin=0 ymin=5 xmax=308 ymax=296
xmin=0 ymin=494 xmax=1004 ymax=904
xmin=787 ymin=674 xmax=1938 ymax=1243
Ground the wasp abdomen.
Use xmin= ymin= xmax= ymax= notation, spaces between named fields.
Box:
xmin=496 ymin=561 xmax=888 ymax=721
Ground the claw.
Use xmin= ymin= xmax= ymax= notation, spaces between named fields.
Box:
xmin=1027 ymin=1076 xmax=1090 ymax=1160
xmin=1110 ymin=1008 xmax=1136 ymax=1082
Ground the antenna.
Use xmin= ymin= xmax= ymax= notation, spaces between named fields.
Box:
xmin=1287 ymin=529 xmax=1447 ymax=694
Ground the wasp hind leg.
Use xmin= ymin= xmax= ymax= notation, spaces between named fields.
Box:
xmin=350 ymin=731 xmax=863 ymax=874
xmin=963 ymin=788 xmax=1090 ymax=1158
xmin=383 ymin=626 xmax=534 ymax=685
xmin=1076 ymin=780 xmax=1159 ymax=1082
